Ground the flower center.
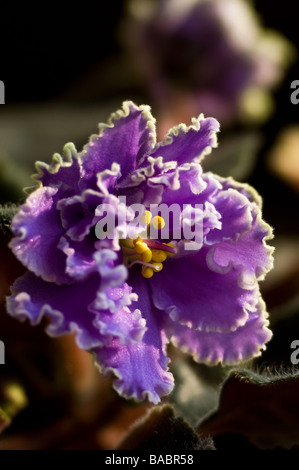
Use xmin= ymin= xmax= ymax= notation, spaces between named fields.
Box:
xmin=120 ymin=211 xmax=175 ymax=279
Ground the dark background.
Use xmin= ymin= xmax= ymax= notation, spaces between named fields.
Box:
xmin=1 ymin=1 xmax=299 ymax=232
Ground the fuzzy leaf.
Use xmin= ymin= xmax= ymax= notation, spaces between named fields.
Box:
xmin=0 ymin=203 xmax=19 ymax=235
xmin=197 ymin=369 xmax=299 ymax=449
xmin=117 ymin=404 xmax=215 ymax=451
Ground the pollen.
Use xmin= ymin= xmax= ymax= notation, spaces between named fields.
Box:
xmin=134 ymin=238 xmax=148 ymax=254
xmin=140 ymin=210 xmax=152 ymax=226
xmin=141 ymin=266 xmax=154 ymax=278
xmin=151 ymin=215 xmax=165 ymax=230
xmin=141 ymin=248 xmax=152 ymax=263
xmin=121 ymin=226 xmax=175 ymax=279
xmin=151 ymin=249 xmax=167 ymax=262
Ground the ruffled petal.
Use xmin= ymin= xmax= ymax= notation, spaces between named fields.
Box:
xmin=58 ymin=189 xmax=102 ymax=241
xmin=32 ymin=143 xmax=81 ymax=195
xmin=149 ymin=247 xmax=256 ymax=333
xmin=205 ymin=187 xmax=253 ymax=244
xmin=143 ymin=161 xmax=207 ymax=207
xmin=9 ymin=186 xmax=71 ymax=285
xmin=80 ymin=101 xmax=157 ymax=190
xmin=150 ymin=115 xmax=219 ymax=165
xmin=7 ymin=270 xmax=146 ymax=349
xmin=58 ymin=235 xmax=97 ymax=281
xmin=6 ymin=271 xmax=103 ymax=350
xmin=171 ymin=297 xmax=272 ymax=365
xmin=93 ymin=275 xmax=174 ymax=404
xmin=207 ymin=203 xmax=274 ymax=288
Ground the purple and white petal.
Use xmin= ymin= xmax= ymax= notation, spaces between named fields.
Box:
xmin=7 ymin=271 xmax=146 ymax=348
xmin=205 ymin=188 xmax=253 ymax=245
xmin=6 ymin=271 xmax=104 ymax=350
xmin=171 ymin=297 xmax=272 ymax=365
xmin=93 ymin=276 xmax=174 ymax=404
xmin=149 ymin=247 xmax=257 ymax=333
xmin=207 ymin=203 xmax=274 ymax=288
xmin=33 ymin=143 xmax=81 ymax=195
xmin=80 ymin=101 xmax=157 ymax=190
xmin=58 ymin=235 xmax=97 ymax=281
xmin=9 ymin=187 xmax=71 ymax=285
xmin=150 ymin=115 xmax=219 ymax=165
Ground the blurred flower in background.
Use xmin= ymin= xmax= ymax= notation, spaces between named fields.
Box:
xmin=267 ymin=125 xmax=299 ymax=192
xmin=122 ymin=0 xmax=294 ymax=133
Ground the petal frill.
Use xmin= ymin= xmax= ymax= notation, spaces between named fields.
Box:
xmin=171 ymin=298 xmax=272 ymax=365
xmin=9 ymin=186 xmax=71 ymax=285
xmin=205 ymin=187 xmax=254 ymax=245
xmin=79 ymin=101 xmax=157 ymax=190
xmin=58 ymin=235 xmax=97 ymax=281
xmin=33 ymin=143 xmax=81 ymax=195
xmin=6 ymin=272 xmax=104 ymax=350
xmin=6 ymin=271 xmax=146 ymax=349
xmin=58 ymin=189 xmax=103 ymax=241
xmin=150 ymin=115 xmax=219 ymax=165
xmin=149 ymin=247 xmax=256 ymax=333
xmin=143 ymin=162 xmax=207 ymax=208
xmin=93 ymin=275 xmax=174 ymax=404
xmin=207 ymin=204 xmax=274 ymax=288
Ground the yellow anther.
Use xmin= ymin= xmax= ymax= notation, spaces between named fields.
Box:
xmin=152 ymin=262 xmax=163 ymax=272
xmin=140 ymin=210 xmax=152 ymax=226
xmin=142 ymin=266 xmax=154 ymax=278
xmin=120 ymin=238 xmax=134 ymax=249
xmin=134 ymin=239 xmax=148 ymax=254
xmin=141 ymin=248 xmax=152 ymax=263
xmin=164 ymin=242 xmax=175 ymax=257
xmin=151 ymin=215 xmax=165 ymax=230
xmin=151 ymin=249 xmax=167 ymax=263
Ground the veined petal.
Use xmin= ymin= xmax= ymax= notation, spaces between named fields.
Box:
xmin=149 ymin=247 xmax=257 ymax=333
xmin=58 ymin=189 xmax=104 ymax=242
xmin=93 ymin=276 xmax=174 ymax=404
xmin=80 ymin=101 xmax=157 ymax=190
xmin=6 ymin=271 xmax=104 ymax=350
xmin=207 ymin=203 xmax=274 ymax=288
xmin=172 ymin=297 xmax=272 ymax=365
xmin=205 ymin=187 xmax=253 ymax=244
xmin=58 ymin=235 xmax=97 ymax=281
xmin=143 ymin=161 xmax=207 ymax=207
xmin=32 ymin=143 xmax=81 ymax=194
xmin=150 ymin=115 xmax=219 ymax=165
xmin=7 ymin=271 xmax=146 ymax=349
xmin=9 ymin=186 xmax=71 ymax=285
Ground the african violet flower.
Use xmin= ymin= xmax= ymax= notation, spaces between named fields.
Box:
xmin=6 ymin=101 xmax=273 ymax=404
xmin=124 ymin=0 xmax=294 ymax=124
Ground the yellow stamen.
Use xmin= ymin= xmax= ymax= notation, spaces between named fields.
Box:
xmin=164 ymin=242 xmax=175 ymax=257
xmin=140 ymin=210 xmax=152 ymax=226
xmin=134 ymin=239 xmax=148 ymax=254
xmin=152 ymin=262 xmax=163 ymax=272
xmin=151 ymin=249 xmax=167 ymax=263
xmin=142 ymin=266 xmax=154 ymax=278
xmin=141 ymin=249 xmax=152 ymax=263
xmin=151 ymin=215 xmax=165 ymax=230
xmin=120 ymin=238 xmax=134 ymax=249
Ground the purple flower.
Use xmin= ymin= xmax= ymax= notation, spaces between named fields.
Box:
xmin=6 ymin=101 xmax=274 ymax=404
xmin=125 ymin=0 xmax=294 ymax=124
